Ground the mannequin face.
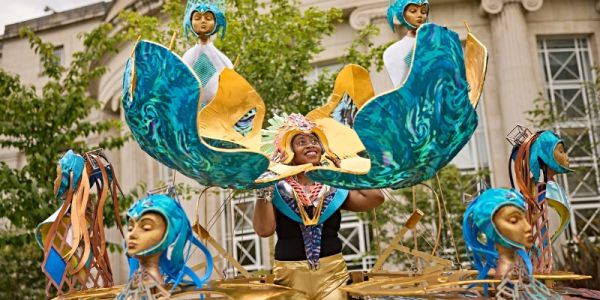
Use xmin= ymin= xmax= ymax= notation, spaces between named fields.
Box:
xmin=126 ymin=212 xmax=167 ymax=256
xmin=493 ymin=206 xmax=533 ymax=249
xmin=403 ymin=4 xmax=428 ymax=29
xmin=191 ymin=11 xmax=216 ymax=36
xmin=553 ymin=143 xmax=569 ymax=168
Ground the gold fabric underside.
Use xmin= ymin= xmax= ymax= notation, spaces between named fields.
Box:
xmin=273 ymin=253 xmax=349 ymax=300
xmin=464 ymin=30 xmax=488 ymax=108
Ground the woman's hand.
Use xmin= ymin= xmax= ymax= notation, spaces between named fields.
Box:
xmin=325 ymin=155 xmax=342 ymax=168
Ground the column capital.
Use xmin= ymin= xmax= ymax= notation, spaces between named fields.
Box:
xmin=480 ymin=0 xmax=543 ymax=15
xmin=349 ymin=2 xmax=388 ymax=30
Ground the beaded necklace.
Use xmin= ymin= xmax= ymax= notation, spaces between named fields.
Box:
xmin=284 ymin=176 xmax=323 ymax=207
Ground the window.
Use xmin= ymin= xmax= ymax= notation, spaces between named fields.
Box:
xmin=54 ymin=45 xmax=65 ymax=66
xmin=39 ymin=45 xmax=65 ymax=74
xmin=339 ymin=211 xmax=375 ymax=270
xmin=450 ymin=103 xmax=490 ymax=173
xmin=537 ymin=37 xmax=599 ymax=237
xmin=223 ymin=192 xmax=264 ymax=273
xmin=306 ymin=63 xmax=343 ymax=84
xmin=158 ymin=165 xmax=174 ymax=184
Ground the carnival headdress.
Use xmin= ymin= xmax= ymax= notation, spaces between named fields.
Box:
xmin=183 ymin=0 xmax=227 ymax=39
xmin=37 ymin=150 xmax=125 ymax=297
xmin=126 ymin=194 xmax=212 ymax=288
xmin=463 ymin=188 xmax=533 ymax=278
xmin=387 ymin=0 xmax=429 ymax=31
xmin=53 ymin=150 xmax=85 ymax=199
xmin=529 ymin=131 xmax=572 ymax=181
xmin=261 ymin=113 xmax=335 ymax=165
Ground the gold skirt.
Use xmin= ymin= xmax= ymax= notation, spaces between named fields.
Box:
xmin=273 ymin=253 xmax=349 ymax=300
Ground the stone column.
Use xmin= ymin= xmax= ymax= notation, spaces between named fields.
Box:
xmin=481 ymin=0 xmax=544 ymax=186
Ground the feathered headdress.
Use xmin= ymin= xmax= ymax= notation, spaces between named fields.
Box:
xmin=183 ymin=0 xmax=227 ymax=40
xmin=387 ymin=0 xmax=429 ymax=32
xmin=261 ymin=113 xmax=334 ymax=164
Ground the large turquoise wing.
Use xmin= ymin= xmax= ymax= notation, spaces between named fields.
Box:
xmin=122 ymin=40 xmax=269 ymax=189
xmin=306 ymin=24 xmax=479 ymax=189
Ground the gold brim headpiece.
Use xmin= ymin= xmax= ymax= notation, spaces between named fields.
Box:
xmin=261 ymin=113 xmax=333 ymax=164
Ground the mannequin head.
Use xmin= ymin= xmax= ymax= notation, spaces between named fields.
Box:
xmin=387 ymin=0 xmax=430 ymax=32
xmin=529 ymin=130 xmax=572 ymax=181
xmin=191 ymin=11 xmax=216 ymax=37
xmin=126 ymin=212 xmax=167 ymax=257
xmin=183 ymin=0 xmax=227 ymax=40
xmin=463 ymin=188 xmax=534 ymax=279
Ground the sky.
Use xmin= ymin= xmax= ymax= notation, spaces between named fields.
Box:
xmin=0 ymin=0 xmax=109 ymax=35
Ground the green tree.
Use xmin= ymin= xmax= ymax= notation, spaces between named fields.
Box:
xmin=0 ymin=24 xmax=131 ymax=298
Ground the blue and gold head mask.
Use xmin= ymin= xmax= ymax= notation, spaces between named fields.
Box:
xmin=529 ymin=131 xmax=572 ymax=181
xmin=183 ymin=0 xmax=227 ymax=39
xmin=387 ymin=0 xmax=430 ymax=31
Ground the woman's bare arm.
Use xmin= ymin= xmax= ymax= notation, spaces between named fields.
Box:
xmin=253 ymin=199 xmax=276 ymax=237
xmin=343 ymin=189 xmax=385 ymax=212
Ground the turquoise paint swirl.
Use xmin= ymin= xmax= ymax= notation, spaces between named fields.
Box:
xmin=307 ymin=24 xmax=479 ymax=189
xmin=122 ymin=41 xmax=269 ymax=189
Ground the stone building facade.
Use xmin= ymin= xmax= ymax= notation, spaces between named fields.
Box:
xmin=1 ymin=0 xmax=599 ymax=284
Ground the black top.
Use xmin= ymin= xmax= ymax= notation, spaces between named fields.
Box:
xmin=273 ymin=206 xmax=343 ymax=261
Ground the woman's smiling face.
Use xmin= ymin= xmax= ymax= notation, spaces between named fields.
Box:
xmin=291 ymin=133 xmax=322 ymax=166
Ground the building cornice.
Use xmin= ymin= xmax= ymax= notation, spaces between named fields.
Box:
xmin=1 ymin=2 xmax=110 ymax=41
xmin=349 ymin=1 xmax=388 ymax=30
xmin=480 ymin=0 xmax=543 ymax=15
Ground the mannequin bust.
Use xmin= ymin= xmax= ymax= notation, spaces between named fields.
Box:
xmin=384 ymin=0 xmax=429 ymax=88
xmin=182 ymin=0 xmax=233 ymax=106
xmin=119 ymin=194 xmax=213 ymax=299
xmin=463 ymin=188 xmax=534 ymax=280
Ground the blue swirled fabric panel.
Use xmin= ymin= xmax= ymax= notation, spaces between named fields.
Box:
xmin=122 ymin=41 xmax=269 ymax=188
xmin=307 ymin=24 xmax=478 ymax=189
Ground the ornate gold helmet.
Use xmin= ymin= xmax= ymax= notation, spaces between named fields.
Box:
xmin=262 ymin=113 xmax=336 ymax=165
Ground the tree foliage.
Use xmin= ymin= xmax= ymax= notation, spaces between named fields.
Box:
xmin=0 ymin=24 xmax=131 ymax=298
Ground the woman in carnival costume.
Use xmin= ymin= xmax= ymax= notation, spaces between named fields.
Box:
xmin=510 ymin=129 xmax=572 ymax=274
xmin=182 ymin=0 xmax=232 ymax=107
xmin=117 ymin=193 xmax=213 ymax=299
xmin=463 ymin=188 xmax=561 ymax=299
xmin=253 ymin=114 xmax=384 ymax=300
xmin=384 ymin=0 xmax=429 ymax=88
